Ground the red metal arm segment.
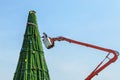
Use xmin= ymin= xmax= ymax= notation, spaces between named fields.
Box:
xmin=51 ymin=36 xmax=118 ymax=80
xmin=42 ymin=34 xmax=119 ymax=80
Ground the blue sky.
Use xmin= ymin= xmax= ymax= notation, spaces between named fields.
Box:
xmin=0 ymin=0 xmax=120 ymax=80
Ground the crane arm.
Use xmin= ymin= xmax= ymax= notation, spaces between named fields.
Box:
xmin=42 ymin=33 xmax=119 ymax=80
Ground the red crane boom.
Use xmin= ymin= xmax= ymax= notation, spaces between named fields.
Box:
xmin=42 ymin=33 xmax=119 ymax=80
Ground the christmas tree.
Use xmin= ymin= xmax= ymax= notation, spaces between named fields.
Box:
xmin=13 ymin=10 xmax=50 ymax=80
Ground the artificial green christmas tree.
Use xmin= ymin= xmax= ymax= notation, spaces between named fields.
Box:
xmin=13 ymin=10 xmax=50 ymax=80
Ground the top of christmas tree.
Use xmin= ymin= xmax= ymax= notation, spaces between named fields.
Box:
xmin=13 ymin=10 xmax=50 ymax=80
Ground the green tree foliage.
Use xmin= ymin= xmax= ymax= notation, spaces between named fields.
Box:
xmin=13 ymin=10 xmax=50 ymax=80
